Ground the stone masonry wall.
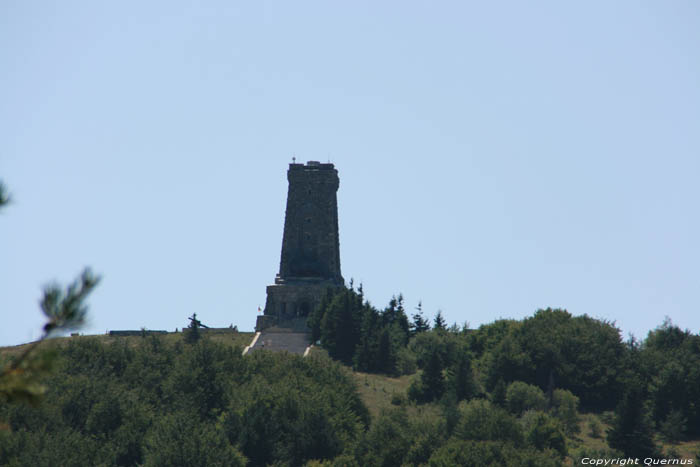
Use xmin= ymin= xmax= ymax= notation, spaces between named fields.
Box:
xmin=259 ymin=161 xmax=345 ymax=331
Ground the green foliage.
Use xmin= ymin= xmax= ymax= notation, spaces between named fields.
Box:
xmin=354 ymin=408 xmax=413 ymax=467
xmin=40 ymin=268 xmax=100 ymax=336
xmin=185 ymin=313 xmax=202 ymax=344
xmin=0 ymin=180 xmax=10 ymax=208
xmin=410 ymin=301 xmax=430 ymax=336
xmin=145 ymin=411 xmax=246 ymax=467
xmin=394 ymin=346 xmax=417 ymax=375
xmin=0 ymin=337 xmax=369 ymax=467
xmin=448 ymin=349 xmax=477 ymax=402
xmin=606 ymin=383 xmax=659 ymax=458
xmin=403 ymin=417 xmax=445 ymax=466
xmin=588 ymin=417 xmax=603 ymax=438
xmin=313 ymin=286 xmax=410 ymax=375
xmin=6 ymin=304 xmax=699 ymax=465
xmin=433 ymin=310 xmax=447 ymax=331
xmin=505 ymin=381 xmax=546 ymax=416
xmin=465 ymin=319 xmax=521 ymax=358
xmin=0 ymin=268 xmax=100 ymax=406
xmin=409 ymin=329 xmax=461 ymax=369
xmin=351 ymin=407 xmax=446 ymax=467
xmin=570 ymin=447 xmax=623 ymax=465
xmin=308 ymin=288 xmax=335 ymax=343
xmin=408 ymin=346 xmax=445 ymax=403
xmin=660 ymin=409 xmax=687 ymax=444
xmin=641 ymin=319 xmax=700 ymax=437
xmin=482 ymin=308 xmax=627 ymax=411
xmin=550 ymin=388 xmax=580 ymax=436
xmin=454 ymin=399 xmax=523 ymax=445
xmin=428 ymin=439 xmax=563 ymax=467
xmin=321 ymin=289 xmax=361 ymax=364
xmin=520 ymin=411 xmax=566 ymax=456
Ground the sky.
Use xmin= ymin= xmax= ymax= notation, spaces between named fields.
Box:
xmin=1 ymin=1 xmax=699 ymax=346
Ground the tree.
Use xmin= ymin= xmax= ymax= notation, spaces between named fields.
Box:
xmin=145 ymin=411 xmax=246 ymax=467
xmin=185 ymin=313 xmax=202 ymax=344
xmin=0 ymin=181 xmax=100 ymax=410
xmin=410 ymin=301 xmax=430 ymax=336
xmin=0 ymin=180 xmax=9 ymax=209
xmin=454 ymin=399 xmax=523 ymax=445
xmin=449 ymin=350 xmax=476 ymax=402
xmin=483 ymin=309 xmax=627 ymax=411
xmin=0 ymin=268 xmax=101 ymax=405
xmin=521 ymin=411 xmax=567 ymax=456
xmin=409 ymin=347 xmax=445 ymax=403
xmin=433 ymin=310 xmax=446 ymax=331
xmin=551 ymin=389 xmax=580 ymax=436
xmin=320 ymin=289 xmax=360 ymax=364
xmin=376 ymin=328 xmax=397 ymax=375
xmin=307 ymin=287 xmax=336 ymax=343
xmin=660 ymin=409 xmax=687 ymax=444
xmin=505 ymin=381 xmax=546 ymax=416
xmin=607 ymin=384 xmax=658 ymax=458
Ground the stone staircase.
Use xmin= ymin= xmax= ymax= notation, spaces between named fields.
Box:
xmin=246 ymin=317 xmax=312 ymax=355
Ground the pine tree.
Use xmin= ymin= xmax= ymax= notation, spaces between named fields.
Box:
xmin=376 ymin=328 xmax=397 ymax=375
xmin=320 ymin=289 xmax=360 ymax=364
xmin=1 ymin=268 xmax=100 ymax=405
xmin=433 ymin=310 xmax=447 ymax=331
xmin=308 ymin=287 xmax=335 ymax=343
xmin=354 ymin=305 xmax=379 ymax=372
xmin=421 ymin=348 xmax=445 ymax=402
xmin=452 ymin=351 xmax=476 ymax=401
xmin=0 ymin=180 xmax=10 ymax=208
xmin=410 ymin=301 xmax=430 ymax=336
xmin=185 ymin=313 xmax=201 ymax=344
xmin=607 ymin=385 xmax=658 ymax=458
xmin=0 ymin=181 xmax=100 ymax=405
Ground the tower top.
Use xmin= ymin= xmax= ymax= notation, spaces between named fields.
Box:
xmin=289 ymin=160 xmax=335 ymax=170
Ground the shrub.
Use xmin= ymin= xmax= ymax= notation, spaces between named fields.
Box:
xmin=505 ymin=381 xmax=546 ymax=415
xmin=588 ymin=418 xmax=602 ymax=438
xmin=551 ymin=388 xmax=580 ymax=435
xmin=454 ymin=399 xmax=523 ymax=445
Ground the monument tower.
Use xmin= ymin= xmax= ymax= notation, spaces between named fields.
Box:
xmin=257 ymin=161 xmax=345 ymax=331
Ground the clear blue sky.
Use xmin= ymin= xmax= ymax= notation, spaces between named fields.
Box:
xmin=1 ymin=1 xmax=698 ymax=346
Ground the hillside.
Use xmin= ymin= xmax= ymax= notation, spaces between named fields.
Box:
xmin=2 ymin=328 xmax=698 ymax=466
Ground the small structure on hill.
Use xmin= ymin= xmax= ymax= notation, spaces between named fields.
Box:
xmin=188 ymin=313 xmax=210 ymax=329
xmin=258 ymin=161 xmax=345 ymax=331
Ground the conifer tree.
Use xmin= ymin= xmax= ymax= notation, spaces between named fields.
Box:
xmin=421 ymin=348 xmax=445 ymax=402
xmin=410 ymin=301 xmax=430 ymax=336
xmin=376 ymin=328 xmax=397 ymax=375
xmin=451 ymin=350 xmax=476 ymax=401
xmin=607 ymin=384 xmax=658 ymax=458
xmin=0 ymin=181 xmax=9 ymax=208
xmin=433 ymin=310 xmax=447 ymax=331
xmin=320 ymin=289 xmax=360 ymax=364
xmin=185 ymin=313 xmax=201 ymax=344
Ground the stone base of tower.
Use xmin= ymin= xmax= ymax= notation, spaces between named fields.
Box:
xmin=257 ymin=278 xmax=343 ymax=331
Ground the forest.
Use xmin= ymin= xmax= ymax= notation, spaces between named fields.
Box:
xmin=1 ymin=283 xmax=699 ymax=466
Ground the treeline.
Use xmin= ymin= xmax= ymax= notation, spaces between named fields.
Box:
xmin=311 ymin=285 xmax=700 ymax=459
xmin=0 ymin=334 xmax=576 ymax=466
xmin=0 ymin=337 xmax=369 ymax=466
xmin=2 ymin=287 xmax=699 ymax=465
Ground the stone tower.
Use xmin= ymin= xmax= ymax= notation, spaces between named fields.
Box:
xmin=257 ymin=161 xmax=345 ymax=330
